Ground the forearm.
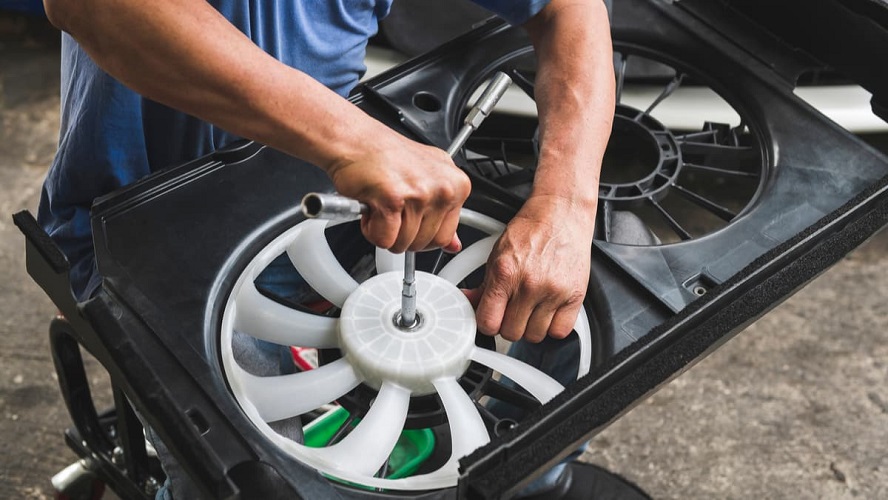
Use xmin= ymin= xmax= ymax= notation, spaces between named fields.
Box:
xmin=524 ymin=0 xmax=615 ymax=229
xmin=44 ymin=0 xmax=398 ymax=173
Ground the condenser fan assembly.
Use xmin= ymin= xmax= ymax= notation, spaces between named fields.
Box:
xmin=16 ymin=0 xmax=888 ymax=498
xmin=220 ymin=209 xmax=592 ymax=490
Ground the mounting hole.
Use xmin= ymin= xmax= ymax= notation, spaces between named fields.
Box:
xmin=693 ymin=286 xmax=707 ymax=296
xmin=494 ymin=418 xmax=518 ymax=437
xmin=413 ymin=92 xmax=442 ymax=112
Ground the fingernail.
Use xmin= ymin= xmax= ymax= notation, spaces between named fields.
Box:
xmin=451 ymin=234 xmax=463 ymax=253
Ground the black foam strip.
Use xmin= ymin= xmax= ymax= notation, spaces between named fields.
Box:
xmin=12 ymin=210 xmax=69 ymax=274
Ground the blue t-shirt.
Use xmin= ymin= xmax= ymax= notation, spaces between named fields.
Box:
xmin=38 ymin=0 xmax=549 ymax=300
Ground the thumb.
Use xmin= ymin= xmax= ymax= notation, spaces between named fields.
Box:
xmin=461 ymin=287 xmax=483 ymax=308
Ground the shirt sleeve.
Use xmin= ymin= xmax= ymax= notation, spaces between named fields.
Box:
xmin=468 ymin=0 xmax=551 ymax=26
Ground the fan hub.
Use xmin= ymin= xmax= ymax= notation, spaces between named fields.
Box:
xmin=339 ymin=271 xmax=476 ymax=395
xmin=599 ymin=104 xmax=682 ymax=206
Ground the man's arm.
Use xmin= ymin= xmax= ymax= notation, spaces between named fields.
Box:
xmin=474 ymin=0 xmax=615 ymax=342
xmin=43 ymin=0 xmax=468 ymax=253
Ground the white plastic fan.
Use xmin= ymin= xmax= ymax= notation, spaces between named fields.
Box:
xmin=219 ymin=208 xmax=592 ymax=490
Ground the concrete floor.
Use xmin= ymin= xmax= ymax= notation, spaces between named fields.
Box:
xmin=1 ymin=13 xmax=886 ymax=500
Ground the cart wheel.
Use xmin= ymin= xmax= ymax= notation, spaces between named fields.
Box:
xmin=219 ymin=208 xmax=594 ymax=491
xmin=52 ymin=460 xmax=106 ymax=500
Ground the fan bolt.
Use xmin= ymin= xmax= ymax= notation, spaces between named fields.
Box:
xmin=144 ymin=476 xmax=160 ymax=495
xmin=393 ymin=310 xmax=424 ymax=331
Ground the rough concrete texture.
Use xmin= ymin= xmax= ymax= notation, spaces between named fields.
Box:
xmin=1 ymin=12 xmax=886 ymax=500
xmin=584 ymin=241 xmax=888 ymax=498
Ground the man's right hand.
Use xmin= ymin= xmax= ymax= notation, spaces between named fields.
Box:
xmin=327 ymin=135 xmax=471 ymax=254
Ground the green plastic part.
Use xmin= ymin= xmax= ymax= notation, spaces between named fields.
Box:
xmin=303 ymin=406 xmax=435 ymax=481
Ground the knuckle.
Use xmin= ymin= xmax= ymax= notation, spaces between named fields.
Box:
xmin=432 ymin=232 xmax=451 ymax=248
xmin=389 ymin=196 xmax=407 ymax=212
xmin=377 ymin=194 xmax=404 ymax=213
xmin=548 ymin=325 xmax=573 ymax=339
xmin=415 ymin=184 xmax=433 ymax=204
xmin=489 ymin=259 xmax=517 ymax=283
xmin=391 ymin=237 xmax=409 ymax=253
xmin=477 ymin=318 xmax=497 ymax=336
xmin=519 ymin=276 xmax=547 ymax=296
xmin=436 ymin=184 xmax=457 ymax=206
xmin=567 ymin=290 xmax=586 ymax=307
xmin=408 ymin=238 xmax=429 ymax=252
xmin=459 ymin=178 xmax=471 ymax=199
xmin=522 ymin=329 xmax=544 ymax=343
xmin=364 ymin=226 xmax=395 ymax=250
xmin=475 ymin=306 xmax=502 ymax=336
xmin=501 ymin=330 xmax=521 ymax=342
xmin=378 ymin=235 xmax=398 ymax=250
xmin=376 ymin=185 xmax=405 ymax=210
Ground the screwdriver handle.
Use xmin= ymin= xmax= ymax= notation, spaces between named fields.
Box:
xmin=302 ymin=71 xmax=513 ymax=220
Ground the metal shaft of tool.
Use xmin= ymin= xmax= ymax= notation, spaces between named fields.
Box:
xmin=399 ymin=252 xmax=418 ymax=327
xmin=398 ymin=71 xmax=512 ymax=327
xmin=299 ymin=72 xmax=512 ymax=328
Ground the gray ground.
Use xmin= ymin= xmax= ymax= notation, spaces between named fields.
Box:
xmin=1 ymin=13 xmax=886 ymax=500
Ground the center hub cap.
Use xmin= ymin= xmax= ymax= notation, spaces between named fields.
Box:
xmin=339 ymin=271 xmax=476 ymax=395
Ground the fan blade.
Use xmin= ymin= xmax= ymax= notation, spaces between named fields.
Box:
xmin=235 ymin=283 xmax=339 ymax=348
xmin=575 ymin=308 xmax=592 ymax=378
xmin=458 ymin=209 xmax=506 ymax=235
xmin=375 ymin=248 xmax=405 ymax=275
xmin=315 ymin=382 xmax=411 ymax=476
xmin=434 ymin=377 xmax=489 ymax=459
xmin=470 ymin=348 xmax=563 ymax=404
xmin=286 ymin=219 xmax=358 ymax=307
xmin=316 ymin=379 xmax=490 ymax=489
xmin=437 ymin=236 xmax=497 ymax=284
xmin=235 ymin=358 xmax=361 ymax=422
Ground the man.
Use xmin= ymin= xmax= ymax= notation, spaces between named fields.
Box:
xmin=39 ymin=0 xmax=616 ymax=497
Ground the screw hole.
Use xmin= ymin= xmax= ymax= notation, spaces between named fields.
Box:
xmin=494 ymin=418 xmax=518 ymax=437
xmin=413 ymin=92 xmax=442 ymax=112
xmin=693 ymin=286 xmax=707 ymax=296
xmin=186 ymin=408 xmax=210 ymax=435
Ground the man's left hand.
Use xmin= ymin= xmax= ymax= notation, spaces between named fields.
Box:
xmin=468 ymin=195 xmax=596 ymax=343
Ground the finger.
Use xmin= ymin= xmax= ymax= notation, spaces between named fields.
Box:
xmin=434 ymin=208 xmax=462 ymax=252
xmin=476 ymin=284 xmax=509 ymax=337
xmin=549 ymin=302 xmax=583 ymax=339
xmin=525 ymin=304 xmax=558 ymax=343
xmin=391 ymin=204 xmax=421 ymax=253
xmin=443 ymin=233 xmax=462 ymax=254
xmin=409 ymin=208 xmax=446 ymax=252
xmin=361 ymin=208 xmax=401 ymax=249
xmin=498 ymin=293 xmax=537 ymax=342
